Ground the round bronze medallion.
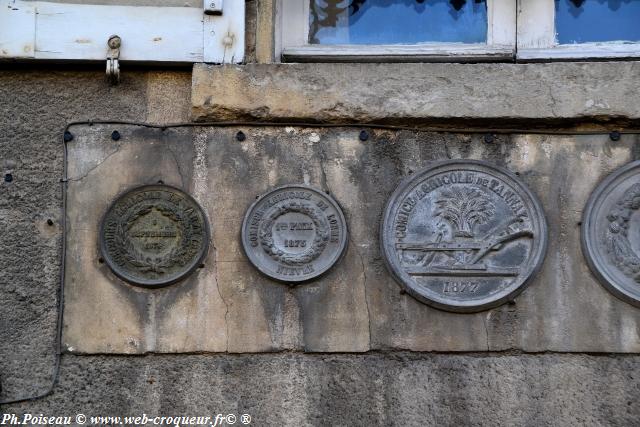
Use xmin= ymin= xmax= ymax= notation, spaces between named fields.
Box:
xmin=381 ymin=160 xmax=548 ymax=313
xmin=582 ymin=160 xmax=640 ymax=307
xmin=241 ymin=185 xmax=348 ymax=282
xmin=100 ymin=185 xmax=209 ymax=287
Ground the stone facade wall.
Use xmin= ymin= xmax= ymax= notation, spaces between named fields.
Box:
xmin=2 ymin=1 xmax=640 ymax=424
xmin=0 ymin=69 xmax=192 ymax=404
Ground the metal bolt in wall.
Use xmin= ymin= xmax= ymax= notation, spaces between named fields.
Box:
xmin=610 ymin=131 xmax=621 ymax=141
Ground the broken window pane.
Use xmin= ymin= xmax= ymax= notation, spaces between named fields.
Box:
xmin=555 ymin=0 xmax=640 ymax=44
xmin=309 ymin=0 xmax=488 ymax=45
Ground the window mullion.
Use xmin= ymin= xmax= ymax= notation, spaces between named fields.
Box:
xmin=517 ymin=0 xmax=556 ymax=50
xmin=489 ymin=0 xmax=517 ymax=48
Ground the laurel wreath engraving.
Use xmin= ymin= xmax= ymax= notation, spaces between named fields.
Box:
xmin=606 ymin=183 xmax=640 ymax=282
xmin=259 ymin=202 xmax=330 ymax=266
xmin=112 ymin=201 xmax=190 ymax=275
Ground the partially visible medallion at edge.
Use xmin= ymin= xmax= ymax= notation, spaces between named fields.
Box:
xmin=582 ymin=160 xmax=640 ymax=307
xmin=381 ymin=160 xmax=547 ymax=312
xmin=241 ymin=185 xmax=348 ymax=282
xmin=100 ymin=184 xmax=209 ymax=288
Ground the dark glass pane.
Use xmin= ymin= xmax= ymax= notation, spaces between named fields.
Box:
xmin=555 ymin=0 xmax=640 ymax=44
xmin=309 ymin=0 xmax=487 ymax=45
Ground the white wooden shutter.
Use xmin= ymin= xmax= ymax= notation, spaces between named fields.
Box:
xmin=0 ymin=0 xmax=244 ymax=63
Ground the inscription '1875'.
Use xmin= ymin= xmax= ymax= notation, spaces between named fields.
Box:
xmin=241 ymin=185 xmax=348 ymax=283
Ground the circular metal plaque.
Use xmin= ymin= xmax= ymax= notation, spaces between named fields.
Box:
xmin=582 ymin=160 xmax=640 ymax=307
xmin=241 ymin=185 xmax=348 ymax=282
xmin=381 ymin=160 xmax=548 ymax=312
xmin=100 ymin=184 xmax=210 ymax=287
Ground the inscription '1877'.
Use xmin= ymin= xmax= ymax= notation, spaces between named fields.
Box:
xmin=381 ymin=160 xmax=548 ymax=313
xmin=443 ymin=281 xmax=479 ymax=293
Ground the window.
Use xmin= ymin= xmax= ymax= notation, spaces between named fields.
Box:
xmin=277 ymin=0 xmax=516 ymax=62
xmin=276 ymin=0 xmax=640 ymax=62
xmin=517 ymin=0 xmax=640 ymax=60
xmin=555 ymin=0 xmax=640 ymax=44
xmin=309 ymin=0 xmax=488 ymax=45
xmin=0 ymin=0 xmax=244 ymax=63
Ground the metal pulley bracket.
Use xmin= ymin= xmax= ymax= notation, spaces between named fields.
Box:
xmin=106 ymin=35 xmax=121 ymax=85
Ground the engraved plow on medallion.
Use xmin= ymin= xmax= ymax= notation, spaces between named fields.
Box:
xmin=241 ymin=185 xmax=348 ymax=282
xmin=381 ymin=160 xmax=547 ymax=312
xmin=582 ymin=160 xmax=640 ymax=307
xmin=99 ymin=185 xmax=210 ymax=287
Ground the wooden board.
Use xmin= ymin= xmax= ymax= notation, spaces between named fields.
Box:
xmin=203 ymin=0 xmax=244 ymax=63
xmin=0 ymin=0 xmax=36 ymax=58
xmin=0 ymin=0 xmax=244 ymax=63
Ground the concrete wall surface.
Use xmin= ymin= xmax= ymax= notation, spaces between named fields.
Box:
xmin=3 ymin=353 xmax=639 ymax=426
xmin=0 ymin=68 xmax=192 ymax=405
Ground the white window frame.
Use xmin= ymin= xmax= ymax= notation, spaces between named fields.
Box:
xmin=0 ymin=0 xmax=244 ymax=64
xmin=517 ymin=0 xmax=640 ymax=61
xmin=275 ymin=0 xmax=516 ymax=62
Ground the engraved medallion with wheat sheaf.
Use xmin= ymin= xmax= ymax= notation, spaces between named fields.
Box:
xmin=381 ymin=160 xmax=548 ymax=313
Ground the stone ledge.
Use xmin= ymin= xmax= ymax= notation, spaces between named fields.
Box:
xmin=192 ymin=62 xmax=640 ymax=124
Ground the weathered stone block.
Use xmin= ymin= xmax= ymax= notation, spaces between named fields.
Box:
xmin=63 ymin=124 xmax=640 ymax=353
xmin=192 ymin=62 xmax=640 ymax=124
xmin=4 ymin=353 xmax=640 ymax=427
